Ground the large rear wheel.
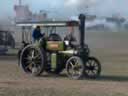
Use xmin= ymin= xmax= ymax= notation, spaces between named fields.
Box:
xmin=20 ymin=45 xmax=45 ymax=76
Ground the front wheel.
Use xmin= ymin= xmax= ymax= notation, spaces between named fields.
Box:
xmin=84 ymin=57 xmax=101 ymax=78
xmin=66 ymin=56 xmax=85 ymax=80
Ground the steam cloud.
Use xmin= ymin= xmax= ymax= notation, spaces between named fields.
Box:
xmin=65 ymin=0 xmax=97 ymax=8
xmin=63 ymin=0 xmax=128 ymax=17
xmin=63 ymin=0 xmax=98 ymax=16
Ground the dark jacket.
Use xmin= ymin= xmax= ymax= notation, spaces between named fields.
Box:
xmin=32 ymin=29 xmax=43 ymax=41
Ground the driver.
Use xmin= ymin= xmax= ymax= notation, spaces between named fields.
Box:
xmin=32 ymin=26 xmax=44 ymax=41
xmin=64 ymin=26 xmax=76 ymax=48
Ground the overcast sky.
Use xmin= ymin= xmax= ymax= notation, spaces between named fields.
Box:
xmin=0 ymin=0 xmax=128 ymax=20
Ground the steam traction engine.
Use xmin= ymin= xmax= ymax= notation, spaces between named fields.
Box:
xmin=17 ymin=14 xmax=101 ymax=80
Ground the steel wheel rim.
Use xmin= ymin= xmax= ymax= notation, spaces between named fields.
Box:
xmin=85 ymin=58 xmax=100 ymax=77
xmin=21 ymin=46 xmax=42 ymax=73
xmin=66 ymin=57 xmax=84 ymax=79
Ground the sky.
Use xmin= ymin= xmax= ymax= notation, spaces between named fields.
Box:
xmin=0 ymin=0 xmax=128 ymax=20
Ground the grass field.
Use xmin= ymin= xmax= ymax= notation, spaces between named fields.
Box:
xmin=0 ymin=32 xmax=128 ymax=96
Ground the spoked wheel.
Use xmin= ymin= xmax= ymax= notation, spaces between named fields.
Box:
xmin=85 ymin=57 xmax=101 ymax=78
xmin=20 ymin=45 xmax=45 ymax=76
xmin=66 ymin=56 xmax=85 ymax=80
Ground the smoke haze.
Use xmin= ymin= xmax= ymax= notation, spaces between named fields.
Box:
xmin=0 ymin=0 xmax=128 ymax=20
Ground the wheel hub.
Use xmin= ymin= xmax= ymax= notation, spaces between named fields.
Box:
xmin=87 ymin=66 xmax=95 ymax=70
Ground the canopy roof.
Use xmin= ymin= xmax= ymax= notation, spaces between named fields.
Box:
xmin=16 ymin=20 xmax=79 ymax=27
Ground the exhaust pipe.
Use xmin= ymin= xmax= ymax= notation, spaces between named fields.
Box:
xmin=79 ymin=14 xmax=86 ymax=49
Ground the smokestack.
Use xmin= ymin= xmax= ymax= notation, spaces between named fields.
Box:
xmin=79 ymin=14 xmax=86 ymax=49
